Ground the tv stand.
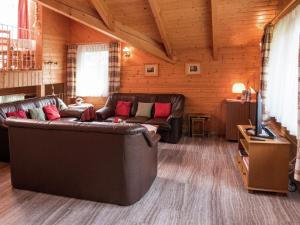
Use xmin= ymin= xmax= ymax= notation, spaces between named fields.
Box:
xmin=237 ymin=125 xmax=290 ymax=193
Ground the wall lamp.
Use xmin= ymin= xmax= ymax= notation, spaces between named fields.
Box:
xmin=123 ymin=46 xmax=131 ymax=58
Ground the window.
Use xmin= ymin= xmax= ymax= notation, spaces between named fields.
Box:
xmin=76 ymin=44 xmax=109 ymax=97
xmin=265 ymin=6 xmax=300 ymax=135
xmin=0 ymin=0 xmax=18 ymax=28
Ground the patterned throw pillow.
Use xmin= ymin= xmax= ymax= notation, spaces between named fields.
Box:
xmin=135 ymin=102 xmax=153 ymax=118
xmin=154 ymin=102 xmax=172 ymax=118
xmin=115 ymin=101 xmax=132 ymax=117
xmin=29 ymin=108 xmax=46 ymax=121
xmin=6 ymin=110 xmax=27 ymax=119
xmin=43 ymin=105 xmax=61 ymax=120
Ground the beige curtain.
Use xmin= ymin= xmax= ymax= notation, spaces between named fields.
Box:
xmin=66 ymin=44 xmax=78 ymax=98
xmin=260 ymin=23 xmax=273 ymax=121
xmin=108 ymin=42 xmax=121 ymax=95
xmin=294 ymin=37 xmax=300 ymax=181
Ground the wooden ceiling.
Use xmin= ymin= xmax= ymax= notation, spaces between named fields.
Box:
xmin=36 ymin=0 xmax=283 ymax=62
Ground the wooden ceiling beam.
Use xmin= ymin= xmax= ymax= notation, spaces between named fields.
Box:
xmin=148 ymin=0 xmax=174 ymax=59
xmin=210 ymin=0 xmax=218 ymax=60
xmin=35 ymin=0 xmax=175 ymax=63
xmin=90 ymin=0 xmax=114 ymax=30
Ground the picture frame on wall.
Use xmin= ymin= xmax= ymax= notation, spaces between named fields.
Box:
xmin=144 ymin=64 xmax=159 ymax=76
xmin=185 ymin=63 xmax=201 ymax=75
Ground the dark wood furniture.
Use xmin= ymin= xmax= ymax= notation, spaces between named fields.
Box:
xmin=187 ymin=113 xmax=211 ymax=137
xmin=225 ymin=99 xmax=256 ymax=141
xmin=237 ymin=125 xmax=290 ymax=193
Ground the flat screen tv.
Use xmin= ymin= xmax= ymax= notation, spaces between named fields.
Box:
xmin=255 ymin=91 xmax=263 ymax=136
xmin=254 ymin=91 xmax=276 ymax=139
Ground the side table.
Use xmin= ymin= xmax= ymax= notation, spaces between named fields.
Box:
xmin=67 ymin=103 xmax=95 ymax=122
xmin=187 ymin=113 xmax=211 ymax=137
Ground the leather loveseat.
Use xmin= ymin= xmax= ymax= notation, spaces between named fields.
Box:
xmin=96 ymin=93 xmax=185 ymax=143
xmin=0 ymin=96 xmax=83 ymax=162
xmin=6 ymin=118 xmax=159 ymax=205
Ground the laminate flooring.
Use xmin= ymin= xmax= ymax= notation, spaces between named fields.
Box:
xmin=0 ymin=137 xmax=300 ymax=225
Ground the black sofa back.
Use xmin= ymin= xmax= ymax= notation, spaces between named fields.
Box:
xmin=96 ymin=93 xmax=185 ymax=143
xmin=6 ymin=118 xmax=159 ymax=205
xmin=0 ymin=96 xmax=66 ymax=162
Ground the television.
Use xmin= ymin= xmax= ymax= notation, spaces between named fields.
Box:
xmin=255 ymin=92 xmax=263 ymax=136
xmin=253 ymin=91 xmax=276 ymax=139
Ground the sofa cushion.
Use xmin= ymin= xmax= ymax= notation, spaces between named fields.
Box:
xmin=144 ymin=118 xmax=171 ymax=130
xmin=115 ymin=101 xmax=132 ymax=117
xmin=43 ymin=105 xmax=61 ymax=120
xmin=126 ymin=116 xmax=149 ymax=124
xmin=29 ymin=108 xmax=46 ymax=121
xmin=154 ymin=103 xmax=171 ymax=118
xmin=6 ymin=110 xmax=27 ymax=119
xmin=135 ymin=102 xmax=153 ymax=118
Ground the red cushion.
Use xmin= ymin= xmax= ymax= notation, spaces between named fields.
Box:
xmin=115 ymin=101 xmax=132 ymax=117
xmin=6 ymin=110 xmax=27 ymax=119
xmin=154 ymin=102 xmax=171 ymax=118
xmin=43 ymin=105 xmax=61 ymax=120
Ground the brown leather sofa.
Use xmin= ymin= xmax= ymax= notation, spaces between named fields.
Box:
xmin=96 ymin=93 xmax=185 ymax=143
xmin=6 ymin=118 xmax=159 ymax=205
xmin=0 ymin=96 xmax=83 ymax=162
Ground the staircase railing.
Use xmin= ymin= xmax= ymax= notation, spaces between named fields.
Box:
xmin=0 ymin=24 xmax=39 ymax=71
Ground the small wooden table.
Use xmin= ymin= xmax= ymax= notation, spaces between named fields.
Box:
xmin=187 ymin=113 xmax=211 ymax=137
xmin=237 ymin=125 xmax=290 ymax=193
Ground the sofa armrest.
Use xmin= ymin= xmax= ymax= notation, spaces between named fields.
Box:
xmin=167 ymin=111 xmax=183 ymax=122
xmin=60 ymin=107 xmax=85 ymax=119
xmin=143 ymin=132 xmax=161 ymax=147
xmin=96 ymin=107 xmax=114 ymax=121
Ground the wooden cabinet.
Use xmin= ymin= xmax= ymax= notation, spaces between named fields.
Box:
xmin=237 ymin=125 xmax=290 ymax=193
xmin=225 ymin=99 xmax=256 ymax=141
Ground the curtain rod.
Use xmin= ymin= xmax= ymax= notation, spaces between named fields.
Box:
xmin=271 ymin=0 xmax=299 ymax=25
xmin=66 ymin=42 xmax=109 ymax=46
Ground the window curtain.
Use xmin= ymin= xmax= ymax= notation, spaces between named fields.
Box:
xmin=76 ymin=44 xmax=109 ymax=97
xmin=18 ymin=0 xmax=29 ymax=39
xmin=260 ymin=24 xmax=273 ymax=121
xmin=295 ymin=37 xmax=300 ymax=182
xmin=66 ymin=44 xmax=78 ymax=98
xmin=265 ymin=6 xmax=300 ymax=136
xmin=108 ymin=42 xmax=121 ymax=94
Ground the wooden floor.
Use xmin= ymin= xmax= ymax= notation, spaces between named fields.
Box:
xmin=1 ymin=137 xmax=300 ymax=225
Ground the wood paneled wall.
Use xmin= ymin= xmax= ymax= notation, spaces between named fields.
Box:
xmin=0 ymin=7 xmax=70 ymax=95
xmin=121 ymin=46 xmax=260 ymax=135
xmin=42 ymin=7 xmax=70 ymax=85
xmin=70 ymin=20 xmax=260 ymax=135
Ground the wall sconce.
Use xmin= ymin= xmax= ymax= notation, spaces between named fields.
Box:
xmin=123 ymin=46 xmax=131 ymax=58
xmin=44 ymin=60 xmax=58 ymax=95
xmin=44 ymin=60 xmax=58 ymax=65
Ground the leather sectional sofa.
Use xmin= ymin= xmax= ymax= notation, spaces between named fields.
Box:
xmin=6 ymin=118 xmax=159 ymax=205
xmin=0 ymin=96 xmax=83 ymax=162
xmin=96 ymin=93 xmax=185 ymax=143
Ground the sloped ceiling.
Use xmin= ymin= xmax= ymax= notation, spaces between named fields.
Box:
xmin=37 ymin=0 xmax=283 ymax=61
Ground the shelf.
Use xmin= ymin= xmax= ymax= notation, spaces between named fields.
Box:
xmin=236 ymin=124 xmax=290 ymax=193
xmin=239 ymin=138 xmax=249 ymax=154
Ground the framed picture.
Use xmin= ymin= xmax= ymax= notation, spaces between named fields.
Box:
xmin=144 ymin=64 xmax=159 ymax=76
xmin=185 ymin=63 xmax=201 ymax=75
